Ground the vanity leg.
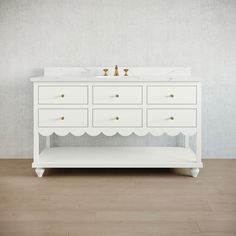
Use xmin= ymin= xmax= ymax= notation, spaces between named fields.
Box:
xmin=35 ymin=168 xmax=45 ymax=178
xmin=190 ymin=168 xmax=199 ymax=178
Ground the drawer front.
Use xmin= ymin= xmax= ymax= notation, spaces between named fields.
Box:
xmin=147 ymin=109 xmax=196 ymax=127
xmin=38 ymin=86 xmax=88 ymax=104
xmin=93 ymin=109 xmax=142 ymax=127
xmin=39 ymin=109 xmax=88 ymax=127
xmin=93 ymin=86 xmax=142 ymax=104
xmin=147 ymin=86 xmax=196 ymax=104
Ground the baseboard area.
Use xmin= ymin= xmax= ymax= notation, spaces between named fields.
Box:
xmin=0 ymin=156 xmax=235 ymax=160
xmin=203 ymin=156 xmax=236 ymax=159
xmin=0 ymin=156 xmax=33 ymax=159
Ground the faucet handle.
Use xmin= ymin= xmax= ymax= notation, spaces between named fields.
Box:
xmin=124 ymin=68 xmax=129 ymax=76
xmin=103 ymin=68 xmax=108 ymax=76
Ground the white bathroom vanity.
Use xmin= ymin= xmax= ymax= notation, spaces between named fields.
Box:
xmin=30 ymin=67 xmax=202 ymax=177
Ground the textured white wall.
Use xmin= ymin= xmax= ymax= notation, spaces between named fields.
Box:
xmin=0 ymin=0 xmax=236 ymax=158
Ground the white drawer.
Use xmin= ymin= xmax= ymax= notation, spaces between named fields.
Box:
xmin=39 ymin=109 xmax=88 ymax=127
xmin=147 ymin=86 xmax=197 ymax=104
xmin=93 ymin=109 xmax=142 ymax=127
xmin=93 ymin=86 xmax=142 ymax=104
xmin=38 ymin=86 xmax=88 ymax=104
xmin=147 ymin=109 xmax=196 ymax=127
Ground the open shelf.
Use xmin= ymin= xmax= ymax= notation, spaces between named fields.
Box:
xmin=33 ymin=147 xmax=202 ymax=168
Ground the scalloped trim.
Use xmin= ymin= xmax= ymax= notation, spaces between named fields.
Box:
xmin=38 ymin=129 xmax=197 ymax=137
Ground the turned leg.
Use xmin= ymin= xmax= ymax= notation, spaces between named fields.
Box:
xmin=190 ymin=168 xmax=199 ymax=178
xmin=35 ymin=168 xmax=45 ymax=177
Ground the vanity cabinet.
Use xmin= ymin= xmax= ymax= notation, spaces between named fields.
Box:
xmin=31 ymin=67 xmax=202 ymax=177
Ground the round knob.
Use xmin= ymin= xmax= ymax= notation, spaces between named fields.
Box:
xmin=170 ymin=117 xmax=174 ymax=120
xmin=61 ymin=94 xmax=65 ymax=98
xmin=61 ymin=116 xmax=64 ymax=120
xmin=170 ymin=94 xmax=174 ymax=98
xmin=115 ymin=117 xmax=119 ymax=120
xmin=115 ymin=94 xmax=119 ymax=98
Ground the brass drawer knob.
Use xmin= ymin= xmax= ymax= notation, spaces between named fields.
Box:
xmin=115 ymin=94 xmax=119 ymax=98
xmin=115 ymin=117 xmax=119 ymax=120
xmin=170 ymin=94 xmax=174 ymax=98
xmin=170 ymin=117 xmax=174 ymax=120
xmin=61 ymin=116 xmax=64 ymax=120
xmin=61 ymin=94 xmax=65 ymax=98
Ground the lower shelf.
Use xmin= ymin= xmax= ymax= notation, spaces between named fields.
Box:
xmin=33 ymin=146 xmax=202 ymax=168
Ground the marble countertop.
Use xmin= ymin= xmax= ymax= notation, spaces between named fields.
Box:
xmin=30 ymin=75 xmax=201 ymax=82
xmin=30 ymin=67 xmax=201 ymax=82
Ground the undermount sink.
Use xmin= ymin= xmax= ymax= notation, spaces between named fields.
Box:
xmin=95 ymin=75 xmax=140 ymax=80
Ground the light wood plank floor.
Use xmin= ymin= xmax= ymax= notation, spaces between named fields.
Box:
xmin=0 ymin=160 xmax=235 ymax=236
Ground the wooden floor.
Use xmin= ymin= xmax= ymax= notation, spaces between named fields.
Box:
xmin=0 ymin=160 xmax=235 ymax=236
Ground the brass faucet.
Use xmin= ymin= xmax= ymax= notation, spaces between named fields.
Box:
xmin=114 ymin=65 xmax=119 ymax=76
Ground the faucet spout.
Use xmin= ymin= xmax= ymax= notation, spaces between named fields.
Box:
xmin=114 ymin=65 xmax=119 ymax=76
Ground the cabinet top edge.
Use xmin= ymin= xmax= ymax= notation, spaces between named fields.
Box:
xmin=30 ymin=76 xmax=202 ymax=82
xmin=30 ymin=66 xmax=203 ymax=82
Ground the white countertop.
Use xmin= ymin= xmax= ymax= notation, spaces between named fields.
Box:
xmin=30 ymin=67 xmax=201 ymax=82
xmin=30 ymin=75 xmax=201 ymax=82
